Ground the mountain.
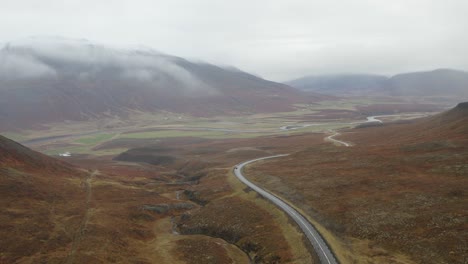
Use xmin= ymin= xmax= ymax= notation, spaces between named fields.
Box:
xmin=388 ymin=69 xmax=468 ymax=96
xmin=286 ymin=74 xmax=388 ymax=95
xmin=287 ymin=69 xmax=468 ymax=98
xmin=0 ymin=37 xmax=320 ymax=131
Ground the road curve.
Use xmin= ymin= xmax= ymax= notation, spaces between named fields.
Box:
xmin=234 ymin=155 xmax=339 ymax=264
xmin=326 ymin=131 xmax=351 ymax=147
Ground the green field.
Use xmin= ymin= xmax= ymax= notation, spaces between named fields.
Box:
xmin=1 ymin=132 xmax=29 ymax=142
xmin=45 ymin=145 xmax=128 ymax=156
xmin=18 ymin=96 xmax=424 ymax=158
xmin=75 ymin=133 xmax=116 ymax=145
xmin=119 ymin=130 xmax=274 ymax=139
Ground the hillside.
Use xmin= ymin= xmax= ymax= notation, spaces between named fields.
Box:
xmin=1 ymin=134 xmax=317 ymax=263
xmin=245 ymin=103 xmax=468 ymax=263
xmin=0 ymin=37 xmax=321 ymax=131
xmin=287 ymin=69 xmax=468 ymax=99
xmin=347 ymin=102 xmax=468 ymax=144
xmin=409 ymin=101 xmax=468 ymax=140
xmin=0 ymin=134 xmax=74 ymax=170
xmin=0 ymin=135 xmax=87 ymax=263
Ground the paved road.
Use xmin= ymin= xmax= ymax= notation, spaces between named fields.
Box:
xmin=234 ymin=155 xmax=339 ymax=264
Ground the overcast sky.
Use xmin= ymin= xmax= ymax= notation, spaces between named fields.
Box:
xmin=1 ymin=0 xmax=468 ymax=81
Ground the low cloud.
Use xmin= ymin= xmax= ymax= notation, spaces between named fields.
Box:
xmin=0 ymin=49 xmax=56 ymax=79
xmin=0 ymin=37 xmax=217 ymax=95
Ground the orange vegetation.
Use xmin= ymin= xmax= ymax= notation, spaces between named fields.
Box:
xmin=246 ymin=103 xmax=468 ymax=263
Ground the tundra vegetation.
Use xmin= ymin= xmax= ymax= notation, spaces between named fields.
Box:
xmin=1 ymin=100 xmax=465 ymax=263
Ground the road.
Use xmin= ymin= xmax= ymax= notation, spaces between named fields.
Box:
xmin=234 ymin=155 xmax=339 ymax=264
xmin=325 ymin=131 xmax=351 ymax=147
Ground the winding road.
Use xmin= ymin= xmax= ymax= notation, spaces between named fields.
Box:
xmin=234 ymin=155 xmax=339 ymax=264
xmin=325 ymin=131 xmax=351 ymax=147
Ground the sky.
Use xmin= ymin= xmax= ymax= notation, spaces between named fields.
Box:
xmin=1 ymin=0 xmax=468 ymax=81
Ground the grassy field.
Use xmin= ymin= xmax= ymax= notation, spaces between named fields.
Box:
xmin=1 ymin=132 xmax=29 ymax=142
xmin=75 ymin=133 xmax=116 ymax=145
xmin=44 ymin=146 xmax=129 ymax=156
xmin=120 ymin=130 xmax=226 ymax=139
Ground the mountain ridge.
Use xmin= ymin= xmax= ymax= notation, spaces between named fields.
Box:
xmin=287 ymin=68 xmax=468 ymax=98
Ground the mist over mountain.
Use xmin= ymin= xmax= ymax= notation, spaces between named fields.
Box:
xmin=287 ymin=69 xmax=468 ymax=98
xmin=0 ymin=36 xmax=219 ymax=95
xmin=388 ymin=69 xmax=468 ymax=97
xmin=286 ymin=74 xmax=388 ymax=95
xmin=0 ymin=37 xmax=318 ymax=131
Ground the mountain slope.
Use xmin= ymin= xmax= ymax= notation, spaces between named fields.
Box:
xmin=0 ymin=134 xmax=73 ymax=170
xmin=0 ymin=37 xmax=320 ymax=131
xmin=399 ymin=101 xmax=468 ymax=142
xmin=287 ymin=69 xmax=468 ymax=98
xmin=244 ymin=102 xmax=468 ymax=263
xmin=0 ymin=135 xmax=87 ymax=263
xmin=347 ymin=102 xmax=468 ymax=145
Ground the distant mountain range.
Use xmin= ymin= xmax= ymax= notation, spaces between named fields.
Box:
xmin=0 ymin=37 xmax=322 ymax=131
xmin=286 ymin=69 xmax=468 ymax=98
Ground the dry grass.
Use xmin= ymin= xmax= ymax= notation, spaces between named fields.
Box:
xmin=247 ymin=133 xmax=467 ymax=263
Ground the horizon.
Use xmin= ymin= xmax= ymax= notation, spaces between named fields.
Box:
xmin=1 ymin=0 xmax=467 ymax=81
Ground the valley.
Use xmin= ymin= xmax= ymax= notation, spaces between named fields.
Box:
xmin=3 ymin=92 xmax=464 ymax=263
xmin=1 ymin=37 xmax=467 ymax=264
xmin=9 ymin=96 xmax=442 ymax=157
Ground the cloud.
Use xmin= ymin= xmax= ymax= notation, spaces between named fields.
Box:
xmin=1 ymin=36 xmax=217 ymax=95
xmin=0 ymin=50 xmax=56 ymax=79
xmin=0 ymin=1 xmax=467 ymax=81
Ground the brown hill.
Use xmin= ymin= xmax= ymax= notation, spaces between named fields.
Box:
xmin=2 ymin=134 xmax=299 ymax=263
xmin=346 ymin=102 xmax=468 ymax=145
xmin=243 ymin=103 xmax=468 ymax=263
xmin=400 ymin=101 xmax=468 ymax=140
xmin=424 ymin=102 xmax=468 ymax=132
xmin=0 ymin=134 xmax=74 ymax=170
xmin=0 ymin=135 xmax=88 ymax=263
